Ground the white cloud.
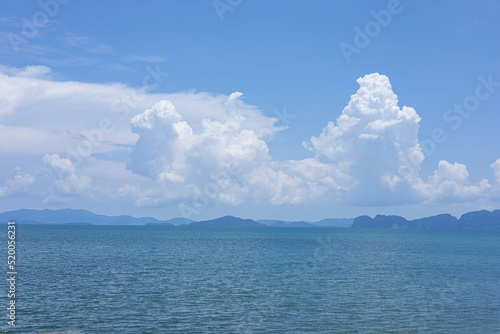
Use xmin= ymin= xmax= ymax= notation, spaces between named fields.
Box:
xmin=7 ymin=167 xmax=35 ymax=188
xmin=0 ymin=66 xmax=497 ymax=210
xmin=492 ymin=158 xmax=500 ymax=183
xmin=63 ymin=32 xmax=114 ymax=55
xmin=1 ymin=65 xmax=311 ymax=207
xmin=43 ymin=154 xmax=91 ymax=196
xmin=124 ymin=55 xmax=167 ymax=63
xmin=128 ymin=95 xmax=276 ymax=182
xmin=489 ymin=159 xmax=500 ymax=200
xmin=86 ymin=44 xmax=114 ymax=55
xmin=127 ymin=97 xmax=342 ymax=207
xmin=304 ymin=73 xmax=496 ymax=205
xmin=414 ymin=161 xmax=491 ymax=203
xmin=0 ymin=66 xmax=278 ymax=159
xmin=0 ymin=167 xmax=35 ymax=197
xmin=245 ymin=158 xmax=348 ymax=205
xmin=306 ymin=73 xmax=424 ymax=204
xmin=0 ymin=64 xmax=52 ymax=78
xmin=0 ymin=124 xmax=67 ymax=154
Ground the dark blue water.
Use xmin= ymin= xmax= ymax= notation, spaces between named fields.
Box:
xmin=1 ymin=225 xmax=499 ymax=333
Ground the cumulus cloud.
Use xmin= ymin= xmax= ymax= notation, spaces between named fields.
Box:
xmin=245 ymin=158 xmax=348 ymax=205
xmin=127 ymin=96 xmax=338 ymax=206
xmin=0 ymin=167 xmax=35 ymax=197
xmin=414 ymin=161 xmax=491 ymax=203
xmin=127 ymin=97 xmax=272 ymax=181
xmin=43 ymin=154 xmax=91 ymax=196
xmin=306 ymin=73 xmax=424 ymax=204
xmin=304 ymin=73 xmax=496 ymax=205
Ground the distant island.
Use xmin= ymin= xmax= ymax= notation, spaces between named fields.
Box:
xmin=0 ymin=208 xmax=499 ymax=229
xmin=0 ymin=209 xmax=351 ymax=227
xmin=352 ymin=210 xmax=500 ymax=229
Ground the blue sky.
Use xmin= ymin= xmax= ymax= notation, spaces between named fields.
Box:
xmin=0 ymin=0 xmax=499 ymax=221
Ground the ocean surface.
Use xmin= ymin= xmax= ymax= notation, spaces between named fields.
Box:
xmin=1 ymin=225 xmax=500 ymax=333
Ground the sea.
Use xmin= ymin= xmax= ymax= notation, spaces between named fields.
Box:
xmin=1 ymin=225 xmax=499 ymax=333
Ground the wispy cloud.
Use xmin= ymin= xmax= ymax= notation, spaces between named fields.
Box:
xmin=34 ymin=56 xmax=100 ymax=67
xmin=63 ymin=32 xmax=114 ymax=55
xmin=123 ymin=55 xmax=167 ymax=63
xmin=86 ymin=44 xmax=114 ymax=55
xmin=0 ymin=17 xmax=20 ymax=25
xmin=63 ymin=32 xmax=93 ymax=48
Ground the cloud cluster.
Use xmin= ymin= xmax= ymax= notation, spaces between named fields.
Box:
xmin=127 ymin=73 xmax=498 ymax=208
xmin=304 ymin=73 xmax=499 ymax=205
xmin=127 ymin=95 xmax=341 ymax=207
xmin=0 ymin=65 xmax=498 ymax=211
xmin=306 ymin=73 xmax=424 ymax=204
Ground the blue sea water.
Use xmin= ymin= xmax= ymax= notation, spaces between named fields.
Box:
xmin=1 ymin=225 xmax=500 ymax=333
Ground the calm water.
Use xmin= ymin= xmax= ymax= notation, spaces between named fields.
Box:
xmin=1 ymin=225 xmax=499 ymax=333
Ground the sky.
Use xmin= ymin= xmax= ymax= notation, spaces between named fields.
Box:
xmin=0 ymin=0 xmax=499 ymax=221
